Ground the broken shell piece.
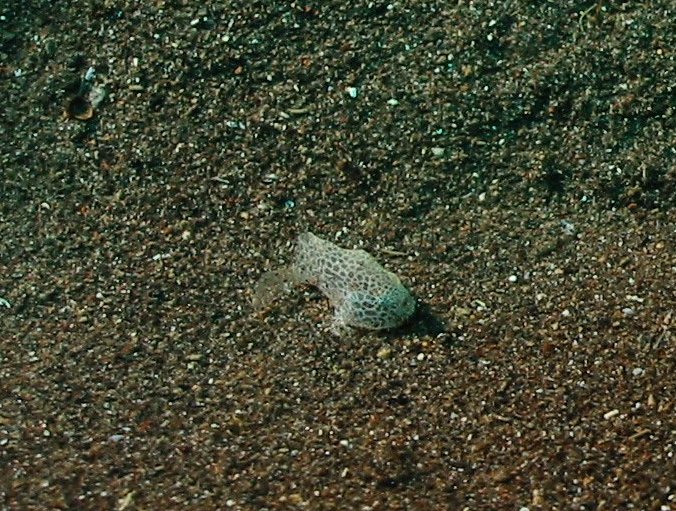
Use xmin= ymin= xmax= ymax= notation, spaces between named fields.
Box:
xmin=88 ymin=84 xmax=107 ymax=108
xmin=65 ymin=85 xmax=106 ymax=121
xmin=66 ymin=95 xmax=94 ymax=120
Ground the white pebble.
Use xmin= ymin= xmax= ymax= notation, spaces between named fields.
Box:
xmin=560 ymin=220 xmax=576 ymax=236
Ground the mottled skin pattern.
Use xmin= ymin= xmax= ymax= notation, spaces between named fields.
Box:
xmin=254 ymin=232 xmax=416 ymax=335
xmin=293 ymin=232 xmax=415 ymax=334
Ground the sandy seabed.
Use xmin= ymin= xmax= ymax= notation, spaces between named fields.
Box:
xmin=1 ymin=2 xmax=674 ymax=509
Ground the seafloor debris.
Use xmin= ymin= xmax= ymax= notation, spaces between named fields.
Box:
xmin=65 ymin=66 xmax=106 ymax=121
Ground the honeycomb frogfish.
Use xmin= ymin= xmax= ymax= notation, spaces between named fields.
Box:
xmin=253 ymin=232 xmax=416 ymax=335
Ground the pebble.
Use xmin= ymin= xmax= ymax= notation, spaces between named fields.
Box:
xmin=346 ymin=87 xmax=358 ymax=98
xmin=377 ymin=347 xmax=392 ymax=359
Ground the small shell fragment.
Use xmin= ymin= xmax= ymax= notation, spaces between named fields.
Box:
xmin=66 ymin=95 xmax=94 ymax=120
xmin=603 ymin=409 xmax=620 ymax=420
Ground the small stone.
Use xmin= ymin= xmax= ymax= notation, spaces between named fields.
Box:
xmin=531 ymin=488 xmax=544 ymax=506
xmin=346 ymin=86 xmax=358 ymax=98
xmin=508 ymin=275 xmax=517 ymax=283
xmin=560 ymin=220 xmax=576 ymax=236
xmin=377 ymin=347 xmax=392 ymax=359
xmin=431 ymin=147 xmax=444 ymax=156
xmin=118 ymin=492 xmax=135 ymax=511
xmin=288 ymin=494 xmax=303 ymax=505
xmin=387 ymin=98 xmax=399 ymax=106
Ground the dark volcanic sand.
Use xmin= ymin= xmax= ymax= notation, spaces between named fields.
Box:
xmin=1 ymin=1 xmax=674 ymax=510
